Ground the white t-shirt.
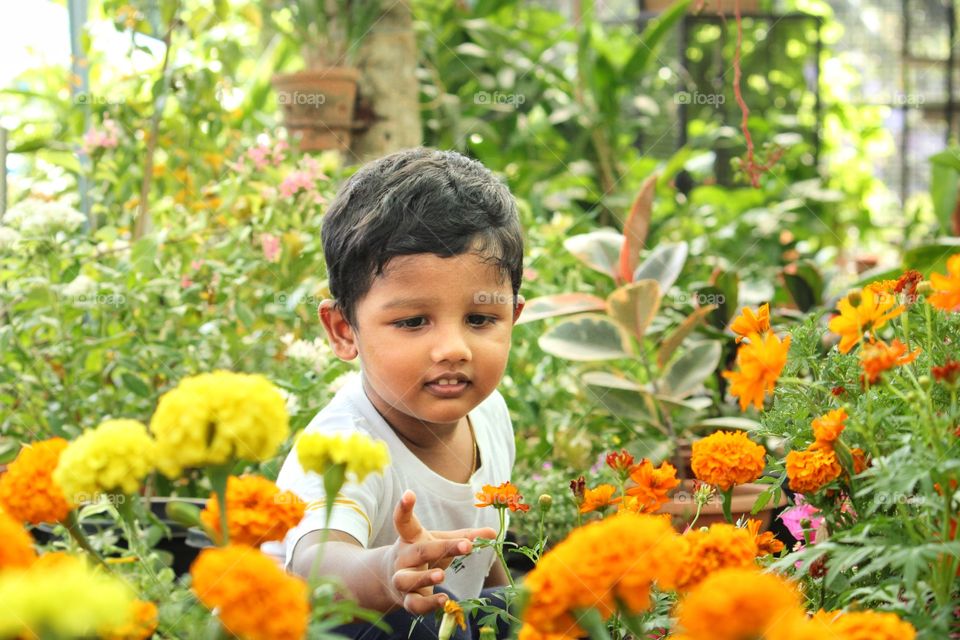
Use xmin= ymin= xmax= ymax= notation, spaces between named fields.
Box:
xmin=274 ymin=373 xmax=516 ymax=599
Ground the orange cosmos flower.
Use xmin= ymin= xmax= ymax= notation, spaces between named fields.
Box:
xmin=200 ymin=475 xmax=306 ymax=546
xmin=729 ymin=304 xmax=771 ymax=342
xmin=722 ymin=332 xmax=791 ymax=411
xmin=811 ymin=408 xmax=847 ymax=447
xmin=691 ymin=431 xmax=766 ymax=491
xmin=932 ymin=360 xmax=960 ymax=385
xmin=811 ymin=609 xmax=917 ymax=640
xmin=828 ymin=287 xmax=905 ymax=354
xmin=475 ymin=481 xmax=530 ymax=512
xmin=0 ymin=438 xmax=73 ymax=524
xmin=745 ymin=518 xmax=785 ymax=556
xmin=675 ymin=568 xmax=803 ymax=640
xmin=624 ymin=459 xmax=680 ymax=512
xmin=0 ymin=508 xmax=37 ymax=569
xmin=929 ymin=253 xmax=960 ymax=312
xmin=786 ymin=447 xmax=842 ymax=493
xmin=191 ymin=545 xmax=309 ymax=640
xmin=579 ymin=484 xmax=620 ymax=514
xmin=894 ymin=269 xmax=923 ymax=303
xmin=664 ymin=523 xmax=759 ymax=592
xmin=859 ymin=339 xmax=920 ymax=385
xmin=605 ymin=449 xmax=635 ymax=475
xmin=521 ymin=513 xmax=680 ymax=637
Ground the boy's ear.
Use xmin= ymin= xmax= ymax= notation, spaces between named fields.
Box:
xmin=318 ymin=299 xmax=359 ymax=360
xmin=512 ymin=294 xmax=525 ymax=324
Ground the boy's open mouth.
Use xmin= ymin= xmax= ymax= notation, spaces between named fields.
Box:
xmin=424 ymin=374 xmax=470 ymax=397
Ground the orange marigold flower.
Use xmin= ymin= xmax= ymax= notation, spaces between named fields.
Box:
xmin=579 ymin=484 xmax=620 ymax=514
xmin=811 ymin=609 xmax=917 ymax=640
xmin=811 ymin=408 xmax=847 ymax=447
xmin=200 ymin=475 xmax=306 ymax=546
xmin=441 ymin=599 xmax=467 ymax=634
xmin=932 ymin=360 xmax=960 ymax=385
xmin=675 ymin=568 xmax=803 ymax=640
xmin=745 ymin=518 xmax=785 ymax=556
xmin=929 ymin=253 xmax=960 ymax=312
xmin=0 ymin=438 xmax=73 ymax=524
xmin=859 ymin=339 xmax=920 ymax=385
xmin=729 ymin=303 xmax=771 ymax=343
xmin=605 ymin=449 xmax=635 ymax=475
xmin=191 ymin=545 xmax=308 ymax=640
xmin=475 ymin=481 xmax=530 ymax=512
xmin=664 ymin=523 xmax=759 ymax=592
xmin=624 ymin=459 xmax=680 ymax=512
xmin=828 ymin=287 xmax=905 ymax=354
xmin=786 ymin=447 xmax=842 ymax=493
xmin=691 ymin=431 xmax=766 ymax=491
xmin=721 ymin=332 xmax=791 ymax=411
xmin=102 ymin=600 xmax=159 ymax=640
xmin=0 ymin=508 xmax=36 ymax=569
xmin=521 ymin=513 xmax=680 ymax=637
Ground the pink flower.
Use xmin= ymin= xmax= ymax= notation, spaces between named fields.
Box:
xmin=247 ymin=146 xmax=270 ymax=171
xmin=779 ymin=494 xmax=823 ymax=542
xmin=82 ymin=117 xmax=120 ymax=153
xmin=279 ymin=170 xmax=314 ymax=198
xmin=180 ymin=275 xmax=193 ymax=289
xmin=261 ymin=233 xmax=281 ymax=263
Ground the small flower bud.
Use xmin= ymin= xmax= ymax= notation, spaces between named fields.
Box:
xmin=916 ymin=281 xmax=933 ymax=296
xmin=538 ymin=494 xmax=553 ymax=512
xmin=918 ymin=375 xmax=931 ymax=388
xmin=479 ymin=627 xmax=496 ymax=640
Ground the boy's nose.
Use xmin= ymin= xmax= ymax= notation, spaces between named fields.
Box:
xmin=430 ymin=325 xmax=471 ymax=363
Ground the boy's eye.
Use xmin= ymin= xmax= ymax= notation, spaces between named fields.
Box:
xmin=392 ymin=317 xmax=426 ymax=329
xmin=467 ymin=314 xmax=497 ymax=327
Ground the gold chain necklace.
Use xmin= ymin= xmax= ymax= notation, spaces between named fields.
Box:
xmin=468 ymin=416 xmax=479 ymax=477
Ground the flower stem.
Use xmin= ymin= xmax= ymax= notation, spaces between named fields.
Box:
xmin=495 ymin=508 xmax=515 ymax=588
xmin=65 ymin=510 xmax=109 ymax=570
xmin=720 ymin=487 xmax=734 ymax=524
xmin=575 ymin=607 xmax=612 ymax=640
xmin=208 ymin=466 xmax=230 ymax=546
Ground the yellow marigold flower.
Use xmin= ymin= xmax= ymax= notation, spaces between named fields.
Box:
xmin=691 ymin=431 xmax=766 ymax=491
xmin=0 ymin=508 xmax=36 ymax=569
xmin=101 ymin=599 xmax=159 ymax=640
xmin=728 ymin=303 xmax=771 ymax=343
xmin=191 ymin=544 xmax=308 ymax=640
xmin=811 ymin=408 xmax=847 ymax=447
xmin=624 ymin=459 xmax=680 ymax=512
xmin=150 ymin=371 xmax=289 ymax=477
xmin=297 ymin=431 xmax=390 ymax=483
xmin=721 ymin=332 xmax=791 ymax=410
xmin=675 ymin=568 xmax=803 ymax=640
xmin=745 ymin=518 xmax=785 ymax=556
xmin=0 ymin=438 xmax=73 ymax=524
xmin=475 ymin=480 xmax=530 ymax=512
xmin=54 ymin=419 xmax=156 ymax=503
xmin=859 ymin=339 xmax=921 ymax=385
xmin=811 ymin=609 xmax=917 ymax=640
xmin=786 ymin=447 xmax=842 ymax=493
xmin=579 ymin=484 xmax=619 ymax=513
xmin=521 ymin=513 xmax=680 ymax=637
xmin=200 ymin=475 xmax=306 ymax=546
xmin=929 ymin=253 xmax=960 ymax=312
xmin=828 ymin=287 xmax=905 ymax=354
xmin=0 ymin=553 xmax=134 ymax=639
xmin=664 ymin=523 xmax=759 ymax=591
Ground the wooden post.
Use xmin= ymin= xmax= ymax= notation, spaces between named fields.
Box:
xmin=349 ymin=0 xmax=421 ymax=161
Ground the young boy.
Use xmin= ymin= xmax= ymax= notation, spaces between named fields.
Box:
xmin=275 ymin=148 xmax=525 ymax=638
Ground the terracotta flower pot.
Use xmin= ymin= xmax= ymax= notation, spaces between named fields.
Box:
xmin=661 ymin=479 xmax=786 ymax=531
xmin=271 ymin=67 xmax=360 ymax=152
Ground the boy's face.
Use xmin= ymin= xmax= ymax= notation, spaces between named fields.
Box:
xmin=320 ymin=251 xmax=523 ymax=435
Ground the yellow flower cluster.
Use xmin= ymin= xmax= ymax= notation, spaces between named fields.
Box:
xmin=150 ymin=371 xmax=289 ymax=476
xmin=521 ymin=512 xmax=681 ymax=638
xmin=691 ymin=430 xmax=766 ymax=491
xmin=665 ymin=523 xmax=759 ymax=592
xmin=0 ymin=554 xmax=135 ymax=638
xmin=191 ymin=544 xmax=308 ymax=640
xmin=54 ymin=419 xmax=157 ymax=502
xmin=296 ymin=431 xmax=390 ymax=482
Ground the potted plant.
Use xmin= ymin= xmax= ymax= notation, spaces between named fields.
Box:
xmin=265 ymin=1 xmax=382 ymax=152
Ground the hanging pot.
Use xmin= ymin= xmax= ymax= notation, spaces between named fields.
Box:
xmin=271 ymin=67 xmax=360 ymax=152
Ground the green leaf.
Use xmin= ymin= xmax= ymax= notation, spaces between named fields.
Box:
xmin=121 ymin=372 xmax=151 ymax=397
xmin=621 ymin=0 xmax=692 ymax=79
xmin=539 ymin=315 xmax=633 ymax=361
xmin=782 ymin=262 xmax=823 ymax=312
xmin=632 ymin=242 xmax=688 ymax=292
xmin=656 ymin=304 xmax=716 ymax=369
xmin=662 ymin=341 xmax=721 ymax=398
xmin=930 ymin=154 xmax=960 ymax=232
xmin=904 ymin=238 xmax=960 ymax=275
xmin=563 ymin=230 xmax=623 ymax=280
xmin=606 ymin=280 xmax=662 ymax=341
xmin=582 ymin=372 xmax=656 ymax=422
xmin=236 ymin=302 xmax=255 ymax=329
xmin=516 ymin=293 xmax=607 ymax=325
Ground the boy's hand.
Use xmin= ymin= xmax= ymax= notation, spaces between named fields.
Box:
xmin=385 ymin=490 xmax=496 ymax=615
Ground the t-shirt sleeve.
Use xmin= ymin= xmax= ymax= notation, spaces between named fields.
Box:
xmin=276 ymin=426 xmax=386 ymax=569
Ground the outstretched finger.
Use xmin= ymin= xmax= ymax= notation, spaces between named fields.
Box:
xmin=397 ymin=538 xmax=472 ymax=570
xmin=393 ymin=490 xmax=424 ymax=543
xmin=392 ymin=567 xmax=445 ymax=595
xmin=431 ymin=526 xmax=498 ymax=541
xmin=403 ymin=590 xmax=449 ymax=616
